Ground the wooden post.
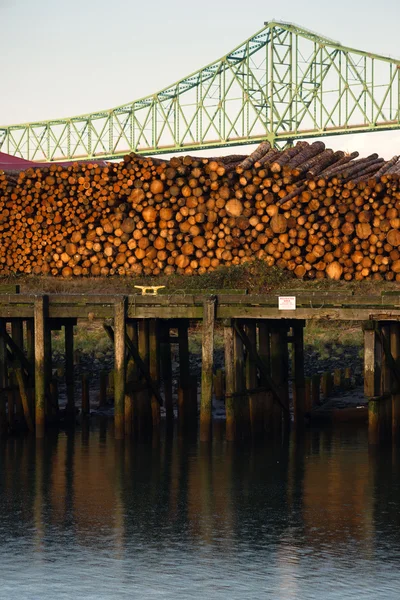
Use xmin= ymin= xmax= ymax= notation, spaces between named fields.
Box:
xmin=214 ymin=370 xmax=224 ymax=401
xmin=311 ymin=374 xmax=321 ymax=407
xmin=364 ymin=322 xmax=382 ymax=444
xmin=65 ymin=321 xmax=74 ymax=417
xmin=344 ymin=367 xmax=352 ymax=389
xmin=381 ymin=324 xmax=392 ymax=439
xmin=305 ymin=378 xmax=312 ymax=413
xmin=11 ymin=320 xmax=24 ymax=423
xmin=200 ymin=297 xmax=216 ymax=442
xmin=233 ymin=320 xmax=246 ymax=439
xmin=178 ymin=320 xmax=195 ymax=430
xmin=49 ymin=380 xmax=59 ymax=421
xmin=245 ymin=321 xmax=262 ymax=438
xmin=321 ymin=372 xmax=333 ymax=398
xmin=125 ymin=320 xmax=137 ymax=436
xmin=7 ymin=371 xmax=15 ymax=430
xmin=258 ymin=321 xmax=273 ymax=432
xmin=292 ymin=322 xmax=305 ymax=426
xmin=34 ymin=296 xmax=47 ymax=438
xmin=99 ymin=371 xmax=108 ymax=407
xmin=81 ymin=373 xmax=90 ymax=416
xmin=391 ymin=323 xmax=400 ymax=442
xmin=224 ymin=322 xmax=236 ymax=441
xmin=160 ymin=321 xmax=173 ymax=423
xmin=149 ymin=319 xmax=161 ymax=431
xmin=138 ymin=319 xmax=152 ymax=437
xmin=334 ymin=368 xmax=343 ymax=388
xmin=0 ymin=320 xmax=7 ymax=434
xmin=26 ymin=320 xmax=34 ymax=365
xmin=114 ymin=297 xmax=126 ymax=440
xmin=270 ymin=324 xmax=288 ymax=433
xmin=14 ymin=365 xmax=34 ymax=433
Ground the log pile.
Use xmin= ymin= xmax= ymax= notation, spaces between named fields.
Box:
xmin=1 ymin=141 xmax=400 ymax=281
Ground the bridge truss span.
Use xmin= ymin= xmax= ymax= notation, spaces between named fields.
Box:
xmin=1 ymin=21 xmax=400 ymax=162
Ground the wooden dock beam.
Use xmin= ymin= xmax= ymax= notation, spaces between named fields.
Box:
xmin=200 ymin=297 xmax=216 ymax=442
xmin=114 ymin=297 xmax=126 ymax=440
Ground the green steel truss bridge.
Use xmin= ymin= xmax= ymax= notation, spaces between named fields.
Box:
xmin=1 ymin=21 xmax=400 ymax=162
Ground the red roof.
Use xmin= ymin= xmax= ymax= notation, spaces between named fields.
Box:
xmin=0 ymin=151 xmax=108 ymax=171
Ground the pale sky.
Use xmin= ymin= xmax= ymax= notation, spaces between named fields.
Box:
xmin=1 ymin=0 xmax=400 ymax=158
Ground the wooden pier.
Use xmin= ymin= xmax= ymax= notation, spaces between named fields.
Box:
xmin=1 ymin=289 xmax=400 ymax=443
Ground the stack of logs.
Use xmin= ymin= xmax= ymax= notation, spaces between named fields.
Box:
xmin=1 ymin=140 xmax=400 ymax=281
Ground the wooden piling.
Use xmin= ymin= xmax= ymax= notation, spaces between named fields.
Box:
xmin=311 ymin=374 xmax=321 ymax=407
xmin=15 ymin=364 xmax=35 ymax=432
xmin=114 ymin=297 xmax=126 ymax=440
xmin=149 ymin=319 xmax=161 ymax=431
xmin=178 ymin=320 xmax=195 ymax=430
xmin=125 ymin=321 xmax=137 ymax=436
xmin=200 ymin=297 xmax=216 ymax=442
xmin=138 ymin=319 xmax=152 ymax=437
xmin=7 ymin=371 xmax=15 ymax=430
xmin=0 ymin=321 xmax=7 ymax=434
xmin=258 ymin=321 xmax=273 ymax=431
xmin=305 ymin=378 xmax=312 ymax=413
xmin=81 ymin=373 xmax=90 ymax=416
xmin=321 ymin=371 xmax=333 ymax=398
xmin=233 ymin=320 xmax=247 ymax=439
xmin=292 ymin=322 xmax=305 ymax=426
xmin=390 ymin=323 xmax=400 ymax=442
xmin=160 ymin=321 xmax=173 ymax=423
xmin=224 ymin=322 xmax=236 ymax=441
xmin=65 ymin=321 xmax=74 ymax=417
xmin=214 ymin=370 xmax=224 ymax=402
xmin=34 ymin=296 xmax=47 ymax=438
xmin=364 ymin=322 xmax=383 ymax=444
xmin=245 ymin=321 xmax=262 ymax=438
xmin=11 ymin=321 xmax=24 ymax=422
xmin=99 ymin=371 xmax=108 ymax=407
xmin=344 ymin=367 xmax=352 ymax=389
xmin=334 ymin=368 xmax=343 ymax=388
xmin=270 ymin=324 xmax=289 ymax=433
xmin=381 ymin=324 xmax=392 ymax=438
xmin=49 ymin=380 xmax=59 ymax=421
xmin=26 ymin=320 xmax=34 ymax=365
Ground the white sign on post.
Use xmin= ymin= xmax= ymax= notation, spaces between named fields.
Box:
xmin=278 ymin=296 xmax=296 ymax=311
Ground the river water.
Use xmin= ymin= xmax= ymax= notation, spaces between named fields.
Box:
xmin=0 ymin=421 xmax=400 ymax=599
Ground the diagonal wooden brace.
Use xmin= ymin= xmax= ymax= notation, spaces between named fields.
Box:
xmin=103 ymin=324 xmax=163 ymax=406
xmin=0 ymin=322 xmax=33 ymax=378
xmin=233 ymin=320 xmax=289 ymax=416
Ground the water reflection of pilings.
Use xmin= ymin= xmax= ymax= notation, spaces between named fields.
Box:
xmin=1 ymin=425 xmax=399 ymax=559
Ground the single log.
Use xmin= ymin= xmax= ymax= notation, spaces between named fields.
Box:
xmin=237 ymin=142 xmax=271 ymax=170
